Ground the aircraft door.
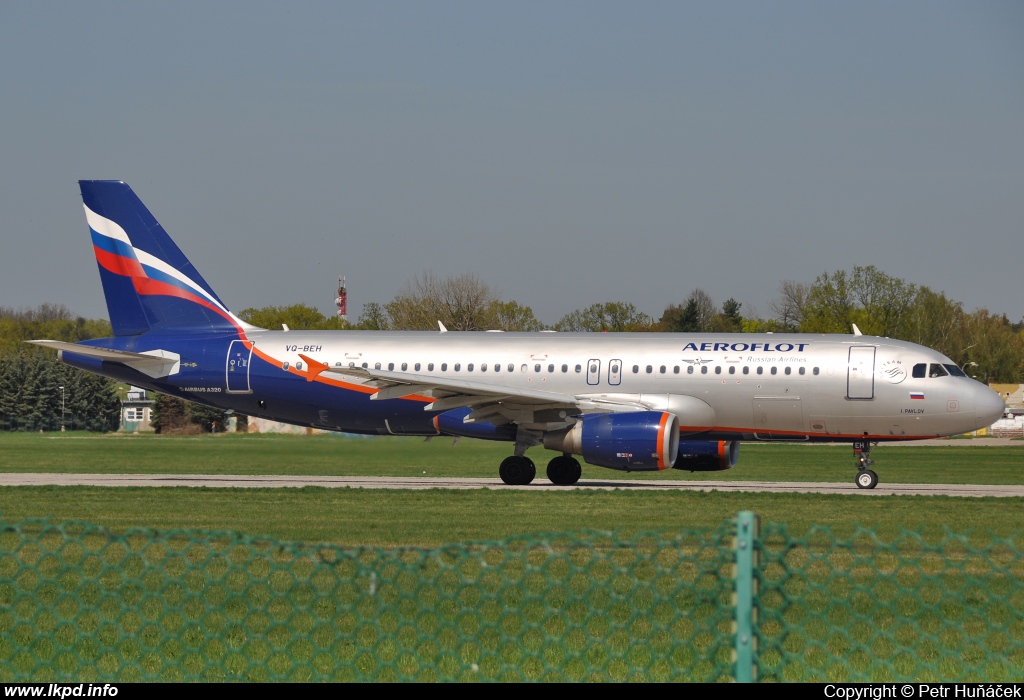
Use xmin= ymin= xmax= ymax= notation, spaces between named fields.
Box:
xmin=608 ymin=359 xmax=622 ymax=386
xmin=226 ymin=340 xmax=253 ymax=393
xmin=847 ymin=346 xmax=876 ymax=400
xmin=587 ymin=359 xmax=601 ymax=386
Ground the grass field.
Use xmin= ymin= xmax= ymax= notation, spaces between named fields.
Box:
xmin=1 ymin=431 xmax=1023 ymax=483
xmin=0 ymin=432 xmax=1021 ymax=546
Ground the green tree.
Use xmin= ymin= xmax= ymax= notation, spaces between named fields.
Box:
xmin=237 ymin=304 xmax=351 ymax=331
xmin=555 ymin=302 xmax=654 ymax=332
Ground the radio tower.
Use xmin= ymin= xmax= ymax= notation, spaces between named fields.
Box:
xmin=336 ymin=276 xmax=348 ymax=320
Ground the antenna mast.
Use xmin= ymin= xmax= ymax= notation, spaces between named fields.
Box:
xmin=336 ymin=276 xmax=348 ymax=320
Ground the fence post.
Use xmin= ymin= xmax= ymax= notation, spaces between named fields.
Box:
xmin=734 ymin=511 xmax=758 ymax=682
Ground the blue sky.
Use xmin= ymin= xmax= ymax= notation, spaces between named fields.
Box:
xmin=2 ymin=1 xmax=1022 ymax=325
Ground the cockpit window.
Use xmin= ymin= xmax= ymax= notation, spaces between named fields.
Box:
xmin=928 ymin=363 xmax=948 ymax=378
xmin=944 ymin=364 xmax=966 ymax=377
xmin=912 ymin=363 xmax=927 ymax=379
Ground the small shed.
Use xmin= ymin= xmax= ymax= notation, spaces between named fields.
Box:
xmin=121 ymin=386 xmax=155 ymax=433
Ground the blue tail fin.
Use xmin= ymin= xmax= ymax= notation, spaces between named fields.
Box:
xmin=81 ymin=180 xmax=241 ymax=336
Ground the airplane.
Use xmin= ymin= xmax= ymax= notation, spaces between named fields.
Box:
xmin=31 ymin=181 xmax=1006 ymax=490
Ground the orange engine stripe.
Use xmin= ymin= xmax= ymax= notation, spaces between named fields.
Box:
xmin=657 ymin=412 xmax=670 ymax=470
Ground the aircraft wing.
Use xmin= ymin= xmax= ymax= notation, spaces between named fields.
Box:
xmin=26 ymin=340 xmax=181 ymax=378
xmin=299 ymin=354 xmax=647 ymax=428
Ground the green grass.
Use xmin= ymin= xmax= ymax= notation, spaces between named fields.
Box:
xmin=1 ymin=486 xmax=1022 ymax=548
xmin=1 ymin=431 xmax=1022 ymax=485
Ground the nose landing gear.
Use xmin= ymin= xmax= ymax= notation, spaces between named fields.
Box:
xmin=853 ymin=440 xmax=878 ymax=489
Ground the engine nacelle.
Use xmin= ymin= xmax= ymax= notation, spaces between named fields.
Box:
xmin=544 ymin=411 xmax=679 ymax=471
xmin=672 ymin=440 xmax=740 ymax=471
xmin=434 ymin=407 xmax=518 ymax=441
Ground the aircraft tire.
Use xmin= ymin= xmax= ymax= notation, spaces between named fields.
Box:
xmin=855 ymin=469 xmax=878 ymax=490
xmin=547 ymin=456 xmax=582 ymax=486
xmin=499 ymin=456 xmax=536 ymax=485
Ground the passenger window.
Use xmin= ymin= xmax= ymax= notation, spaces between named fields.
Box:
xmin=388 ymin=362 xmax=394 ymax=371
xmin=296 ymin=362 xmax=303 ymax=371
xmin=799 ymin=367 xmax=805 ymax=375
xmin=633 ymin=365 xmax=640 ymax=373
xmin=467 ymin=363 xmax=474 ymax=372
xmin=912 ymin=363 xmax=926 ymax=379
xmin=401 ymin=362 xmax=408 ymax=371
xmin=784 ymin=367 xmax=791 ymax=375
xmin=701 ymin=366 xmax=708 ymax=374
xmin=646 ymin=365 xmax=653 ymax=374
xmin=548 ymin=364 xmax=555 ymax=373
xmin=742 ymin=366 xmax=749 ymax=375
xmin=687 ymin=366 xmax=693 ymax=374
xmin=480 ymin=363 xmax=487 ymax=372
xmin=521 ymin=364 xmax=527 ymax=372
xmin=728 ymin=366 xmax=735 ymax=375
xmin=496 ymin=364 xmax=502 ymax=372
xmin=673 ymin=366 xmax=680 ymax=374
xmin=454 ymin=363 xmax=461 ymax=372
xmin=428 ymin=363 xmax=434 ymax=371
xmin=813 ymin=367 xmax=819 ymax=375
xmin=507 ymin=364 xmax=514 ymax=372
xmin=414 ymin=363 xmax=421 ymax=371
xmin=756 ymin=367 xmax=763 ymax=375
xmin=574 ymin=364 xmax=582 ymax=373
xmin=282 ymin=361 xmax=289 ymax=370
xmin=441 ymin=363 xmax=448 ymax=371
xmin=561 ymin=364 xmax=568 ymax=373
xmin=660 ymin=365 xmax=666 ymax=374
xmin=715 ymin=366 xmax=722 ymax=375
xmin=770 ymin=367 xmax=777 ymax=375
xmin=361 ymin=362 xmax=368 ymax=369
xmin=535 ymin=364 xmax=542 ymax=372
xmin=375 ymin=363 xmax=381 ymax=370
xmin=929 ymin=364 xmax=948 ymax=378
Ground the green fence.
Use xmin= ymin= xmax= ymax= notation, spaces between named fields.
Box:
xmin=0 ymin=515 xmax=1022 ymax=682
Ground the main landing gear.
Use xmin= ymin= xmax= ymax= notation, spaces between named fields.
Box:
xmin=853 ymin=440 xmax=878 ymax=489
xmin=497 ymin=453 xmax=583 ymax=485
xmin=547 ymin=454 xmax=582 ymax=486
xmin=499 ymin=455 xmax=536 ymax=485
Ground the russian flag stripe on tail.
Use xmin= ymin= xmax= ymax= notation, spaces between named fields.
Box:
xmin=80 ymin=181 xmax=246 ymax=337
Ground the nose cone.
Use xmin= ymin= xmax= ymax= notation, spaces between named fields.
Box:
xmin=973 ymin=383 xmax=1006 ymax=430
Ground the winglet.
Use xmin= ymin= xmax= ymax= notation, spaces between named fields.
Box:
xmin=852 ymin=324 xmax=863 ymax=336
xmin=438 ymin=321 xmax=448 ymax=333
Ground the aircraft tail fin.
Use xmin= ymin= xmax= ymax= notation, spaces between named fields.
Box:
xmin=80 ymin=180 xmax=244 ymax=336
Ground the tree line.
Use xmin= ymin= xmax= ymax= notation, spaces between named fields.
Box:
xmin=0 ymin=305 xmax=120 ymax=431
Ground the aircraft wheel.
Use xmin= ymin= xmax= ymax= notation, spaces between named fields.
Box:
xmin=547 ymin=456 xmax=582 ymax=486
xmin=855 ymin=469 xmax=878 ymax=490
xmin=499 ymin=456 xmax=536 ymax=485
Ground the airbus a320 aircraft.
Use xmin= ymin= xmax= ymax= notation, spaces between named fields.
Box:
xmin=32 ymin=182 xmax=1006 ymax=489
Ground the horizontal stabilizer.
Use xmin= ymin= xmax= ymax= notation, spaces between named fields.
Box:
xmin=27 ymin=340 xmax=180 ymax=378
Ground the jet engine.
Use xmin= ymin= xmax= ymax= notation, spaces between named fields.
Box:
xmin=672 ymin=440 xmax=740 ymax=471
xmin=543 ymin=411 xmax=680 ymax=471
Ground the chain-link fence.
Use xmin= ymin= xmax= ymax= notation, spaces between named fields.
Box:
xmin=756 ymin=523 xmax=1024 ymax=682
xmin=0 ymin=519 xmax=736 ymax=682
xmin=0 ymin=515 xmax=1021 ymax=682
